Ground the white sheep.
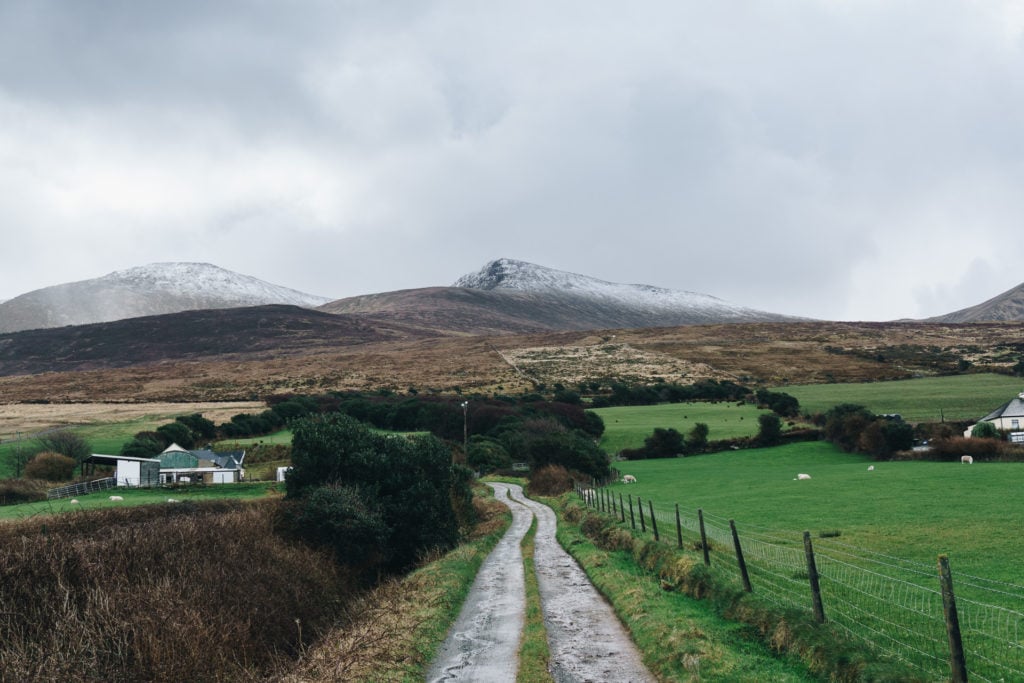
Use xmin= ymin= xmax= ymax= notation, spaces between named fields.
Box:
xmin=167 ymin=498 xmax=180 ymax=503
xmin=961 ymin=455 xmax=973 ymax=464
xmin=69 ymin=499 xmax=79 ymax=504
xmin=796 ymin=473 xmax=811 ymax=480
xmin=109 ymin=495 xmax=124 ymax=501
xmin=867 ymin=465 xmax=875 ymax=471
xmin=622 ymin=474 xmax=637 ymax=484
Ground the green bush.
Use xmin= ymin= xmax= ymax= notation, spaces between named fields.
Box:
xmin=287 ymin=484 xmax=389 ymax=575
xmin=971 ymin=421 xmax=1001 ymax=439
xmin=286 ymin=414 xmax=467 ymax=574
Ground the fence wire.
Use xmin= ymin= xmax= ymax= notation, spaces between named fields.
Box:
xmin=579 ymin=487 xmax=1024 ymax=682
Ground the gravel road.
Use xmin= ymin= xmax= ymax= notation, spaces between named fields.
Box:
xmin=428 ymin=482 xmax=655 ymax=683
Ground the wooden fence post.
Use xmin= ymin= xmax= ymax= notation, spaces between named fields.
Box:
xmin=803 ymin=531 xmax=826 ymax=624
xmin=938 ymin=554 xmax=968 ymax=683
xmin=730 ymin=520 xmax=752 ymax=593
xmin=638 ymin=496 xmax=647 ymax=533
xmin=648 ymin=500 xmax=659 ymax=542
xmin=619 ymin=493 xmax=626 ymax=523
xmin=698 ymin=509 xmax=710 ymax=566
xmin=675 ymin=503 xmax=683 ymax=550
xmin=628 ymin=494 xmax=636 ymax=530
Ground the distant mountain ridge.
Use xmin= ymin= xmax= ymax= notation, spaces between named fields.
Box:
xmin=0 ymin=263 xmax=330 ymax=334
xmin=323 ymin=258 xmax=800 ymax=334
xmin=454 ymin=258 xmax=785 ymax=320
xmin=927 ymin=281 xmax=1024 ymax=323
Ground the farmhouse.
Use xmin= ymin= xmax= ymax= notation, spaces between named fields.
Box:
xmin=157 ymin=443 xmax=246 ymax=484
xmin=964 ymin=391 xmax=1024 ymax=437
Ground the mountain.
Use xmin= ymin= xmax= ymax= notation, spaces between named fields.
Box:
xmin=0 ymin=263 xmax=331 ymax=334
xmin=324 ymin=258 xmax=798 ymax=334
xmin=927 ymin=281 xmax=1024 ymax=323
xmin=0 ymin=304 xmax=430 ymax=377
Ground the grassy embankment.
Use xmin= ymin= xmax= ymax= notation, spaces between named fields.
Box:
xmin=551 ymin=495 xmax=824 ymax=681
xmin=280 ymin=487 xmax=511 ymax=682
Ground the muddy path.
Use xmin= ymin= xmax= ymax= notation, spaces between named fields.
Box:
xmin=429 ymin=482 xmax=655 ymax=683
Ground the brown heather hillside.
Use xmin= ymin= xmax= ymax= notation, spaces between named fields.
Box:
xmin=0 ymin=318 xmax=1021 ymax=403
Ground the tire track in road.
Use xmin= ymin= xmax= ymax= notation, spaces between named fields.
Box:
xmin=508 ymin=485 xmax=656 ymax=683
xmin=426 ymin=483 xmax=531 ymax=683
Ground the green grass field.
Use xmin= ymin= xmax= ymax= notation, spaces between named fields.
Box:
xmin=0 ymin=482 xmax=281 ymax=521
xmin=605 ymin=443 xmax=1024 ymax=680
xmin=593 ymin=402 xmax=775 ymax=454
xmin=777 ymin=373 xmax=1023 ymax=423
xmin=611 ymin=442 xmax=1023 ymax=582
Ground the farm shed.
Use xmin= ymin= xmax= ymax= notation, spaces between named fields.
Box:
xmin=965 ymin=391 xmax=1024 ymax=436
xmin=84 ymin=454 xmax=161 ymax=488
xmin=156 ymin=443 xmax=246 ymax=484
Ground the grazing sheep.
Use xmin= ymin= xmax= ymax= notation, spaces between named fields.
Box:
xmin=961 ymin=455 xmax=974 ymax=464
xmin=109 ymin=495 xmax=124 ymax=501
xmin=167 ymin=498 xmax=180 ymax=503
xmin=69 ymin=499 xmax=79 ymax=504
xmin=796 ymin=473 xmax=812 ymax=480
xmin=622 ymin=474 xmax=637 ymax=484
xmin=867 ymin=465 xmax=875 ymax=471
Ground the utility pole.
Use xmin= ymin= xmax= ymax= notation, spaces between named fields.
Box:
xmin=461 ymin=401 xmax=469 ymax=455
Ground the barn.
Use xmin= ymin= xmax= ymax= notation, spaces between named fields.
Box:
xmin=84 ymin=454 xmax=161 ymax=487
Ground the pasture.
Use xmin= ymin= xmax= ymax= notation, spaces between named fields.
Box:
xmin=0 ymin=482 xmax=281 ymax=521
xmin=611 ymin=441 xmax=1024 ymax=584
xmin=777 ymin=373 xmax=1023 ymax=423
xmin=607 ymin=443 xmax=1024 ymax=680
xmin=593 ymin=402 xmax=774 ymax=454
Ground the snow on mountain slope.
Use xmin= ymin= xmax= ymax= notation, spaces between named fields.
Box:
xmin=453 ymin=258 xmax=779 ymax=320
xmin=0 ymin=263 xmax=330 ymax=334
xmin=103 ymin=263 xmax=330 ymax=307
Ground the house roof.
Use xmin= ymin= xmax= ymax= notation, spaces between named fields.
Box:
xmin=86 ymin=454 xmax=160 ymax=464
xmin=981 ymin=396 xmax=1024 ymax=422
xmin=158 ymin=444 xmax=245 ymax=471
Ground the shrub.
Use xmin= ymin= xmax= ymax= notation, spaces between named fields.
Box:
xmin=971 ymin=421 xmax=1001 ymax=439
xmin=285 ymin=484 xmax=390 ymax=575
xmin=24 ymin=451 xmax=77 ymax=481
xmin=286 ymin=414 xmax=466 ymax=574
xmin=528 ymin=465 xmax=573 ymax=496
xmin=756 ymin=413 xmax=783 ymax=446
xmin=35 ymin=429 xmax=91 ymax=465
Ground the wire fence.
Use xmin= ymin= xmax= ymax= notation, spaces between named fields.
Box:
xmin=576 ymin=485 xmax=1024 ymax=682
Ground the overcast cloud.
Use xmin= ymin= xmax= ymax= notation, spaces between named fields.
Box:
xmin=2 ymin=1 xmax=1023 ymax=320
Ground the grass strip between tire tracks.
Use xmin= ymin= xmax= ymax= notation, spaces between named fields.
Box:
xmin=518 ymin=514 xmax=555 ymax=683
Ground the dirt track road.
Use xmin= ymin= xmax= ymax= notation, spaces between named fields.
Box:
xmin=428 ymin=483 xmax=655 ymax=683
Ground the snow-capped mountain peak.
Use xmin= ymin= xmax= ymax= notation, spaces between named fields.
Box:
xmin=0 ymin=262 xmax=330 ymax=334
xmin=102 ymin=263 xmax=330 ymax=307
xmin=453 ymin=258 xmax=773 ymax=320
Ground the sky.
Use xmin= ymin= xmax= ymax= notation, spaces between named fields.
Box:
xmin=2 ymin=1 xmax=1023 ymax=321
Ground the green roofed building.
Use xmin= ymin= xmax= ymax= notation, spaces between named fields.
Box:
xmin=157 ymin=443 xmax=246 ymax=484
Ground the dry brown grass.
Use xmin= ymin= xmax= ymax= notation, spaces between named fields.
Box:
xmin=0 ymin=499 xmax=348 ymax=682
xmin=0 ymin=400 xmax=262 ymax=440
xmin=0 ymin=321 xmax=1021 ymax=404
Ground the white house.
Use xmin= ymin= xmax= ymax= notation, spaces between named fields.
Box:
xmin=964 ymin=391 xmax=1024 ymax=437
